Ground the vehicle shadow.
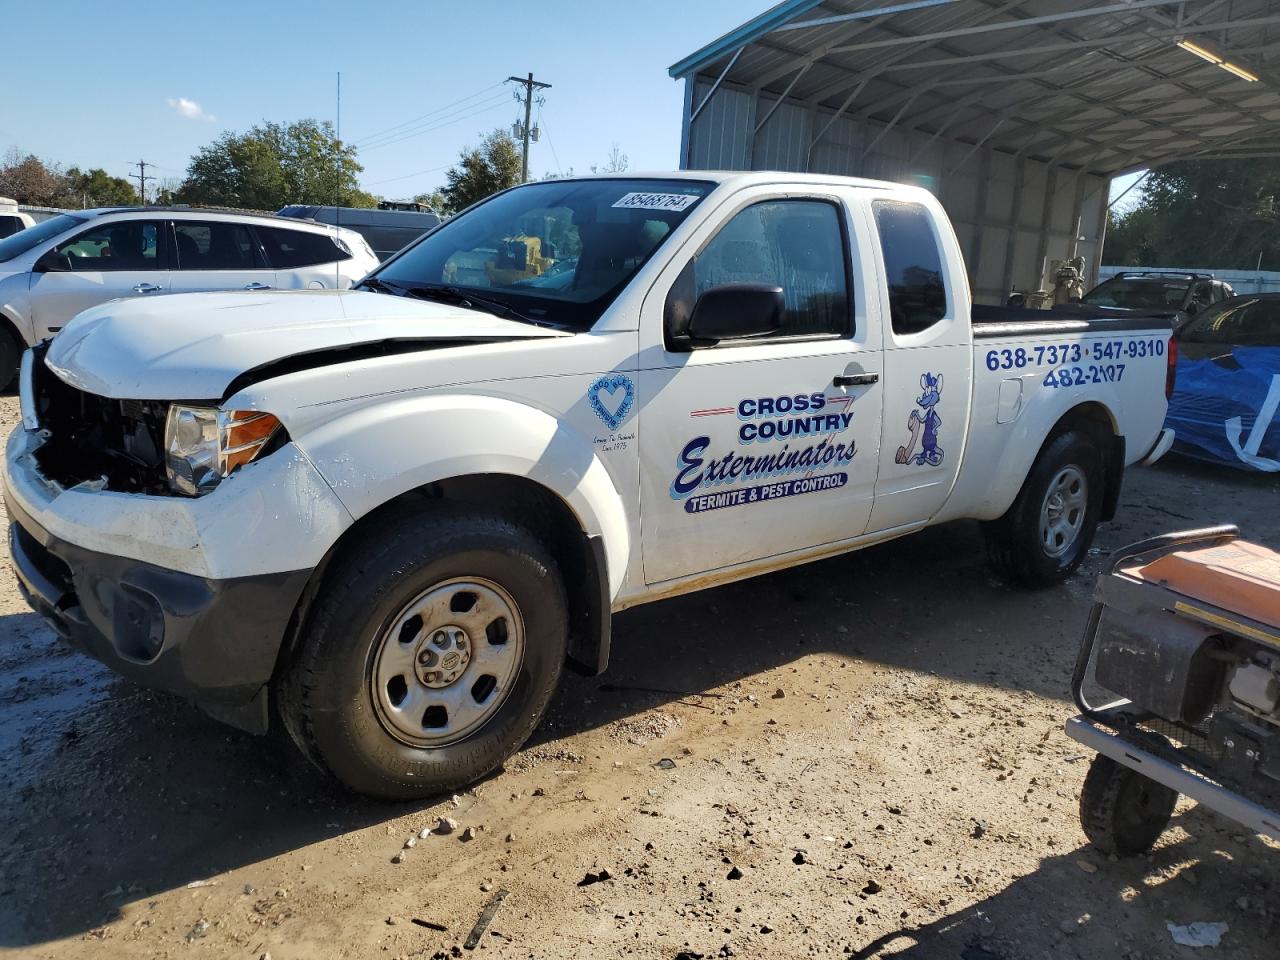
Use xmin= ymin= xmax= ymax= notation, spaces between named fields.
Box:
xmin=0 ymin=454 xmax=1274 ymax=947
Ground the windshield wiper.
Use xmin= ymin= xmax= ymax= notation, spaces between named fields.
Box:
xmin=358 ymin=277 xmax=406 ymax=295
xmin=401 ymin=284 xmax=564 ymax=330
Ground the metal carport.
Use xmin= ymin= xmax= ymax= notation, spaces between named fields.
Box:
xmin=670 ymin=0 xmax=1280 ymax=303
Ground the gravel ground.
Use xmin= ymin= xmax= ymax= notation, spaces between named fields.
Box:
xmin=0 ymin=391 xmax=1276 ymax=960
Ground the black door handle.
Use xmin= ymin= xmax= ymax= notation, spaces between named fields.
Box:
xmin=833 ymin=372 xmax=879 ymax=387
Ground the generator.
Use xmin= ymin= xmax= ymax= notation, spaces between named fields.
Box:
xmin=1067 ymin=526 xmax=1280 ymax=855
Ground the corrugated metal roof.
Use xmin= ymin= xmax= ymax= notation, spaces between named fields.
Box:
xmin=671 ymin=0 xmax=1280 ymax=176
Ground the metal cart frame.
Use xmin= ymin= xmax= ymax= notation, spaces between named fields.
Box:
xmin=1066 ymin=525 xmax=1280 ymax=844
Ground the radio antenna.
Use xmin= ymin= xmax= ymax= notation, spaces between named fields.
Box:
xmin=335 ymin=70 xmax=341 ymax=290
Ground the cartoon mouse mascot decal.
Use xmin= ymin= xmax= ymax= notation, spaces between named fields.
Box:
xmin=895 ymin=372 xmax=944 ymax=466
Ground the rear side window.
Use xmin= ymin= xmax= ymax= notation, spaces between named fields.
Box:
xmin=873 ymin=200 xmax=947 ymax=336
xmin=174 ymin=221 xmax=262 ymax=270
xmin=0 ymin=215 xmax=24 ymax=239
xmin=694 ymin=199 xmax=850 ymax=338
xmin=257 ymin=225 xmax=349 ymax=268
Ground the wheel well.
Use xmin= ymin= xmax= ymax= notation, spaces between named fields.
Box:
xmin=1047 ymin=402 xmax=1125 ymax=522
xmin=276 ymin=474 xmax=608 ymax=687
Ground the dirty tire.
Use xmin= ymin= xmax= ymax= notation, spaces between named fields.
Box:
xmin=982 ymin=428 xmax=1103 ymax=588
xmin=0 ymin=325 xmax=20 ymax=394
xmin=278 ymin=506 xmax=567 ymax=800
xmin=1079 ymin=754 xmax=1177 ymax=856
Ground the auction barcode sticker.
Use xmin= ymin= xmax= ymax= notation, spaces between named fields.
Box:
xmin=611 ymin=192 xmax=701 ymax=212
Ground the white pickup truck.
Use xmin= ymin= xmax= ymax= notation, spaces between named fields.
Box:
xmin=4 ymin=172 xmax=1176 ymax=798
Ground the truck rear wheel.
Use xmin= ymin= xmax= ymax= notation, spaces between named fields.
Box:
xmin=982 ymin=428 xmax=1104 ymax=588
xmin=278 ymin=506 xmax=567 ymax=800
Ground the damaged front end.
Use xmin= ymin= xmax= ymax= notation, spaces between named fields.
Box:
xmin=26 ymin=342 xmax=287 ymax=498
xmin=2 ymin=344 xmax=343 ymax=734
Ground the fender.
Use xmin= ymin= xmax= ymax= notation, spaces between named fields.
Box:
xmin=0 ymin=304 xmax=34 ymax=350
xmin=938 ymin=381 xmax=1123 ymax=524
xmin=294 ymin=393 xmax=632 ymax=598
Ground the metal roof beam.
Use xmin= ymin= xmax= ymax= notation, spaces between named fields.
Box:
xmin=825 ymin=0 xmax=1186 ymax=55
xmin=668 ymin=0 xmax=824 ymax=78
xmin=776 ymin=0 xmax=960 ymax=32
xmin=688 ymin=46 xmax=744 ymax=122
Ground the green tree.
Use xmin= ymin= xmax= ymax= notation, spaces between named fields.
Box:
xmin=0 ymin=150 xmax=64 ymax=205
xmin=1103 ymin=159 xmax=1280 ymax=269
xmin=175 ymin=119 xmax=373 ymax=210
xmin=60 ymin=167 xmax=138 ymax=207
xmin=440 ymin=130 xmax=522 ymax=213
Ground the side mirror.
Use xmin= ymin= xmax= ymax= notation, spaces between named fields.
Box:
xmin=687 ymin=283 xmax=784 ymax=344
xmin=34 ymin=250 xmax=71 ymax=273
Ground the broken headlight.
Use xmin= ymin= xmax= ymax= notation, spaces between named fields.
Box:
xmin=164 ymin=405 xmax=284 ymax=496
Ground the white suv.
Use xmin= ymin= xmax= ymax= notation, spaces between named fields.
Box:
xmin=0 ymin=207 xmax=379 ymax=388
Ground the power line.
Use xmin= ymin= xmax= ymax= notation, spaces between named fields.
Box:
xmin=353 ymin=82 xmax=506 ymax=146
xmin=366 ymin=163 xmax=452 ymax=187
xmin=537 ymin=105 xmax=562 ymax=177
xmin=358 ymin=93 xmax=512 ymax=153
xmin=507 ymin=73 xmax=552 ymax=183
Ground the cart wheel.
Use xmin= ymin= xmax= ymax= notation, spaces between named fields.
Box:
xmin=1079 ymin=754 xmax=1178 ymax=856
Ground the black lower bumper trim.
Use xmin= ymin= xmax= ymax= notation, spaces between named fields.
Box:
xmin=7 ymin=498 xmax=311 ymax=732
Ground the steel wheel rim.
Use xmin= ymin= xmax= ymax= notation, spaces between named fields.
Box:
xmin=370 ymin=577 xmax=525 ymax=748
xmin=1039 ymin=464 xmax=1088 ymax=558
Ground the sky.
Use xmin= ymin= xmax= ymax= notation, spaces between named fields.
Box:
xmin=0 ymin=0 xmax=754 ymax=200
xmin=0 ymin=0 xmax=1143 ymax=208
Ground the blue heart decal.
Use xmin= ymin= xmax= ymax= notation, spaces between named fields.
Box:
xmin=588 ymin=373 xmax=635 ymax=431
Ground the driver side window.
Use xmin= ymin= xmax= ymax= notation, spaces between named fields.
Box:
xmin=55 ymin=221 xmax=161 ymax=272
xmin=692 ymin=199 xmax=850 ymax=340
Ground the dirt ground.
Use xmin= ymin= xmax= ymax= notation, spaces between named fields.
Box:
xmin=0 ymin=392 xmax=1277 ymax=960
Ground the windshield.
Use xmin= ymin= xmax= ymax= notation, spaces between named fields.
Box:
xmin=1081 ymin=277 xmax=1189 ymax=310
xmin=371 ymin=178 xmax=713 ymax=329
xmin=1180 ymin=297 xmax=1280 ymax=346
xmin=0 ymin=214 xmax=87 ymax=263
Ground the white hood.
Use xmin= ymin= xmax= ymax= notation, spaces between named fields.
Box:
xmin=44 ymin=289 xmax=566 ymax=400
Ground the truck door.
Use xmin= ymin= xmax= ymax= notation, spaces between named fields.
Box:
xmin=638 ymin=189 xmax=884 ymax=585
xmin=866 ymin=197 xmax=973 ymax=532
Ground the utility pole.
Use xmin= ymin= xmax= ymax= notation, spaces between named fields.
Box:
xmin=131 ymin=160 xmax=153 ymax=205
xmin=507 ymin=72 xmax=551 ymax=182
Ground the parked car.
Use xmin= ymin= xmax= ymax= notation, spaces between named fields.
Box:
xmin=5 ymin=172 xmax=1176 ymax=798
xmin=0 ymin=197 xmax=35 ymax=239
xmin=1167 ymin=292 xmax=1280 ymax=470
xmin=0 ymin=207 xmax=378 ymax=389
xmin=276 ymin=204 xmax=441 ymax=261
xmin=1078 ymin=270 xmax=1234 ymax=321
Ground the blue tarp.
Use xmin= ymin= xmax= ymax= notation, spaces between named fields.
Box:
xmin=1167 ymin=346 xmax=1280 ymax=472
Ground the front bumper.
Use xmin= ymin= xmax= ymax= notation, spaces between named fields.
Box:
xmin=2 ymin=425 xmax=351 ymax=731
xmin=8 ymin=496 xmax=310 ymax=731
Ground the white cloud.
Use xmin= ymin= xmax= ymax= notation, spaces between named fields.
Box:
xmin=167 ymin=97 xmax=216 ymax=122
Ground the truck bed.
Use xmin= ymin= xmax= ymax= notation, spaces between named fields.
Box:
xmin=971 ymin=303 xmax=1175 ymax=337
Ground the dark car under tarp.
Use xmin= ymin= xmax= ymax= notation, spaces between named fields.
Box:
xmin=1167 ymin=295 xmax=1280 ymax=472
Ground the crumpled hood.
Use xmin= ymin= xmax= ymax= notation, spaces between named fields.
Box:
xmin=44 ymin=289 xmax=567 ymax=399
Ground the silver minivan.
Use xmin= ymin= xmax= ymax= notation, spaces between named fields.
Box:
xmin=0 ymin=207 xmax=379 ymax=389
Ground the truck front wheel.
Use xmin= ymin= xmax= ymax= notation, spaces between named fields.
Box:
xmin=982 ymin=428 xmax=1104 ymax=588
xmin=278 ymin=507 xmax=568 ymax=800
